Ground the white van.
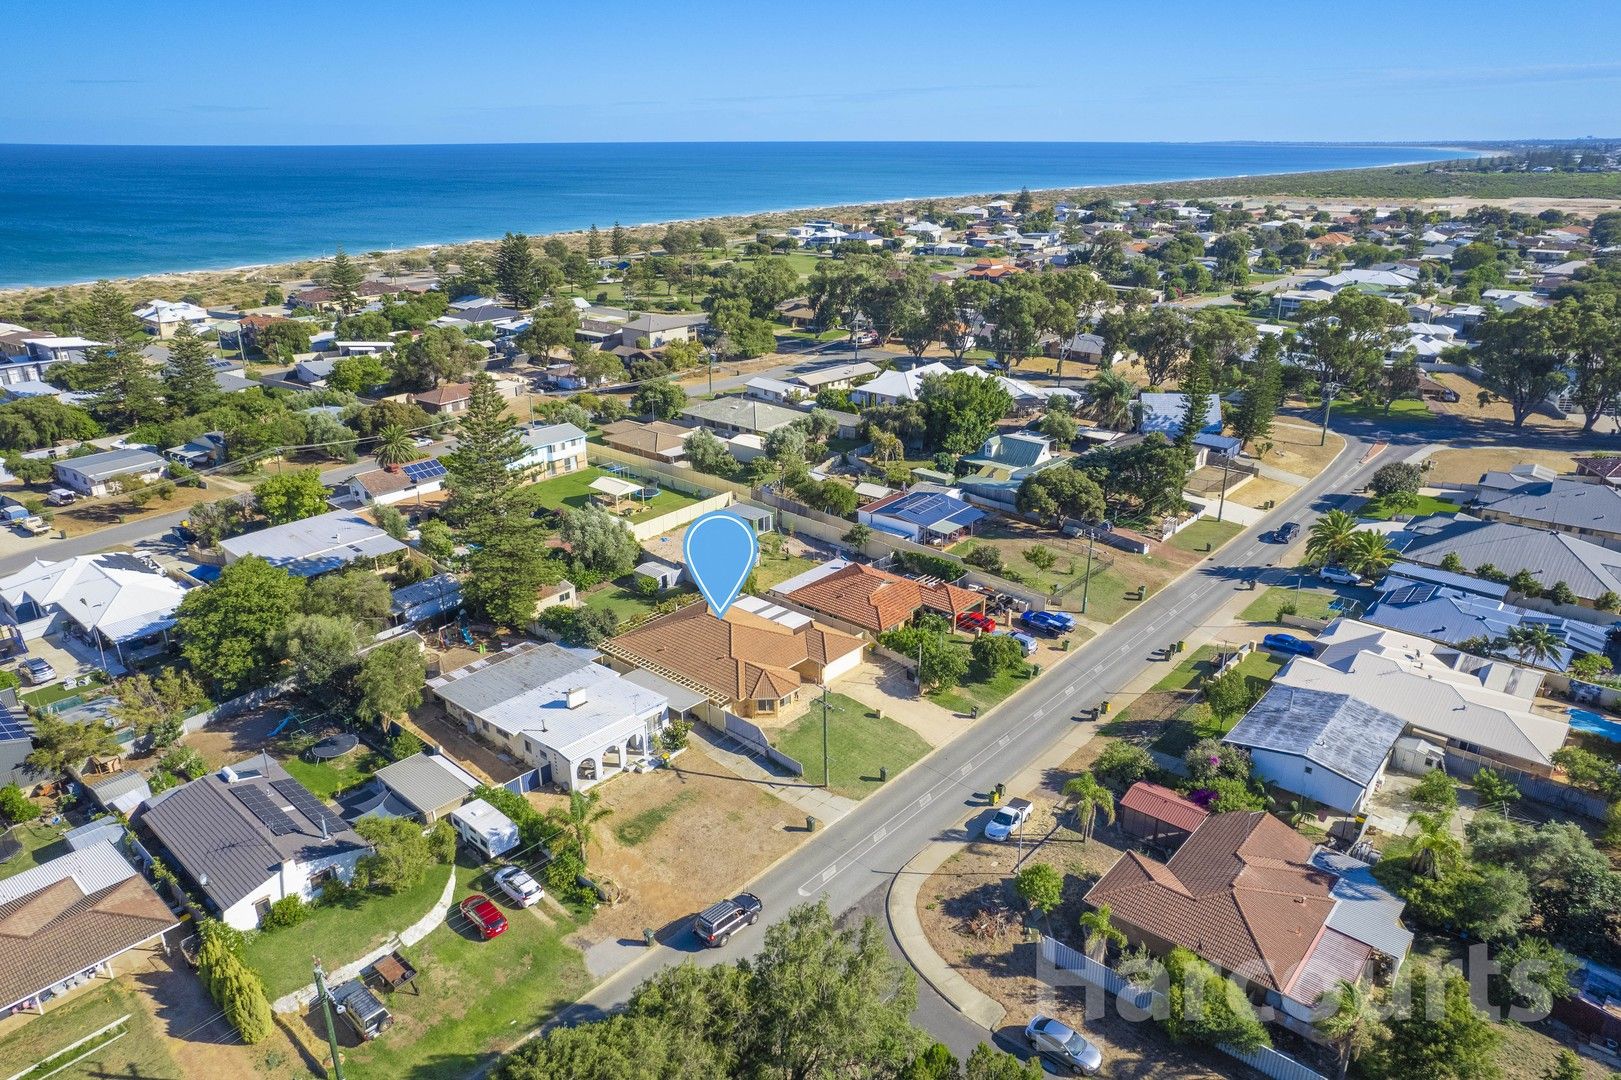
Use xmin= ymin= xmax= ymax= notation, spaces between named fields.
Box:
xmin=46 ymin=488 xmax=78 ymax=506
xmin=449 ymin=798 xmax=519 ymax=861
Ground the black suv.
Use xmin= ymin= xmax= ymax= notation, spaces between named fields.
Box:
xmin=1273 ymin=521 xmax=1300 ymax=543
xmin=693 ymin=892 xmax=763 ymax=947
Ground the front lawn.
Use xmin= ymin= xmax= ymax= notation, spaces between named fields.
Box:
xmin=1358 ymin=492 xmax=1460 ymax=521
xmin=774 ymin=693 xmax=931 ymax=800
xmin=1330 ymin=396 xmax=1436 ymax=423
xmin=242 ymin=864 xmax=453 ymax=998
xmin=519 ymin=466 xmax=699 ymax=522
xmin=1238 ymin=584 xmax=1340 ymax=623
xmin=0 ymin=981 xmax=177 ymax=1080
xmin=1164 ymin=518 xmax=1244 ymax=555
xmin=335 ymin=862 xmax=589 ymax=1080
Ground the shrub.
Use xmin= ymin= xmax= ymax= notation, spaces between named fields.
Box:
xmin=963 ymin=545 xmax=1004 ymax=572
xmin=1092 ymin=742 xmax=1155 ymax=792
xmin=1184 ymin=737 xmax=1250 ymax=784
xmin=261 ymin=894 xmax=311 ymax=930
xmin=661 ymin=718 xmax=690 ymax=753
xmin=0 ymin=782 xmax=35 ymax=825
xmin=1412 ymin=768 xmax=1459 ymax=810
xmin=1013 ymin=862 xmax=1063 ymax=916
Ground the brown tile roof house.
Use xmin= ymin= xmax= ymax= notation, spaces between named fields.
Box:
xmin=1574 ymin=455 xmax=1621 ymax=482
xmin=1085 ymin=811 xmax=1345 ymax=998
xmin=779 ymin=560 xmax=980 ymax=634
xmin=410 ymin=381 xmax=473 ymax=413
xmin=0 ymin=840 xmax=178 ymax=1013
xmin=600 ymin=419 xmax=695 ymax=462
xmin=601 ymin=596 xmax=864 ymax=715
xmin=1119 ymin=781 xmax=1210 ymax=835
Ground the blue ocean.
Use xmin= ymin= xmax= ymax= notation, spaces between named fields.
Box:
xmin=0 ymin=141 xmax=1472 ymax=287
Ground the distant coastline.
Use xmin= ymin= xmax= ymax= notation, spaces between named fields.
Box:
xmin=0 ymin=141 xmax=1475 ymax=291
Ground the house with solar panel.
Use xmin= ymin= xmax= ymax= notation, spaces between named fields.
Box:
xmin=134 ymin=751 xmax=369 ymax=929
xmin=857 ymin=489 xmax=987 ymax=544
xmin=341 ymin=457 xmax=448 ymax=506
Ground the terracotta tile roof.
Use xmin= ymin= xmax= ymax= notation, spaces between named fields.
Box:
xmin=351 ymin=467 xmax=415 ymax=497
xmin=1575 ymin=455 xmax=1621 ymax=480
xmin=411 ymin=381 xmax=472 ymax=406
xmin=600 ymin=419 xmax=693 ymax=456
xmin=1084 ymin=812 xmax=1336 ymax=991
xmin=603 ymin=599 xmax=863 ymax=703
xmin=0 ymin=874 xmax=176 ymax=1011
xmin=1314 ymin=232 xmax=1356 ymax=246
xmin=1119 ymin=782 xmax=1210 ymax=834
xmin=783 ymin=561 xmax=978 ymax=633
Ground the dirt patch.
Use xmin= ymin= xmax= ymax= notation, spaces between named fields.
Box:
xmin=1257 ymin=422 xmax=1347 ymax=480
xmin=571 ymin=745 xmax=803 ymax=947
xmin=185 ymin=705 xmax=291 ymax=771
xmin=1423 ymin=445 xmax=1581 ymax=487
xmin=836 ymin=659 xmax=964 ymax=748
xmin=53 ymin=483 xmax=222 ymax=538
xmin=401 ymin=702 xmax=526 ymax=786
xmin=1429 ymin=372 xmax=1589 ymax=431
xmin=1226 ymin=474 xmax=1297 ymax=510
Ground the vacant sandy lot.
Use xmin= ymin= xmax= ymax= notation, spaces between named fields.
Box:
xmin=576 ymin=745 xmax=803 ymax=947
xmin=1423 ymin=446 xmax=1580 ymax=486
xmin=1258 ymin=421 xmax=1347 ymax=479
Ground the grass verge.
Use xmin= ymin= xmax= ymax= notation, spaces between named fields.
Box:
xmin=775 ymin=693 xmax=931 ymax=800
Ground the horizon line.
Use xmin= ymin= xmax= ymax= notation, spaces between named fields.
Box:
xmin=0 ymin=137 xmax=1558 ymax=151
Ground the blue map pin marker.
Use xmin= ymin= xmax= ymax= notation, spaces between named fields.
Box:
xmin=683 ymin=510 xmax=759 ymax=619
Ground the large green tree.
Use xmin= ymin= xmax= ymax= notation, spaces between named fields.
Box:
xmin=176 ymin=556 xmax=304 ymax=694
xmin=354 ymin=638 xmax=427 ymax=724
xmin=1474 ymin=306 xmax=1570 ymax=428
xmin=1231 ymin=333 xmax=1282 ymax=449
xmin=443 ymin=371 xmax=525 ymax=528
xmin=325 ymin=248 xmax=364 ymax=312
xmin=1297 ymin=291 xmax=1406 ymax=395
xmin=78 ymin=279 xmax=165 ymax=427
xmin=1014 ymin=466 xmax=1105 ymax=529
xmin=495 ymin=231 xmax=543 ymax=308
xmin=164 ymin=321 xmax=221 ymax=414
xmin=917 ymin=371 xmax=1013 ymax=455
xmin=1363 ymin=963 xmax=1499 ymax=1080
xmin=464 ymin=519 xmax=563 ymax=628
xmin=252 ymin=467 xmax=329 ymax=524
xmin=558 ymin=505 xmax=641 ymax=575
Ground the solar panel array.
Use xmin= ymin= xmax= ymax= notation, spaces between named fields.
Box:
xmin=0 ymin=711 xmax=30 ymax=742
xmin=271 ymin=779 xmax=345 ymax=835
xmin=232 ymin=785 xmax=299 ymax=835
xmin=1382 ymin=583 xmax=1439 ymax=606
xmin=403 ymin=458 xmax=448 ymax=483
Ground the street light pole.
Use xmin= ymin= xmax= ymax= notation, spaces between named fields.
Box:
xmin=1319 ymin=380 xmax=1340 ymax=447
xmin=1216 ymin=453 xmax=1232 ymax=523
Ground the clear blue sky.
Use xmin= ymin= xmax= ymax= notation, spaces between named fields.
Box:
xmin=8 ymin=0 xmax=1619 ymax=145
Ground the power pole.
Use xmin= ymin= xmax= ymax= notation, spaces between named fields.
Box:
xmin=1216 ymin=453 xmax=1232 ymax=523
xmin=313 ymin=958 xmax=345 ymax=1080
xmin=821 ymin=684 xmax=830 ymax=789
xmin=1080 ymin=526 xmax=1096 ymax=615
xmin=1319 ymin=380 xmax=1340 ymax=447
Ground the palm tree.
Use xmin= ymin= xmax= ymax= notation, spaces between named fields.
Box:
xmin=1304 ymin=510 xmax=1358 ymax=567
xmin=1405 ymin=810 xmax=1463 ymax=879
xmin=1505 ymin=623 xmax=1563 ymax=668
xmin=1342 ymin=530 xmax=1397 ymax=580
xmin=1085 ymin=369 xmax=1135 ymax=431
xmin=1078 ymin=903 xmax=1127 ymax=963
xmin=549 ymin=788 xmax=612 ymax=864
xmin=373 ymin=425 xmax=416 ymax=470
xmin=1063 ymin=772 xmax=1116 ymax=842
xmin=1271 ymin=793 xmax=1317 ymax=829
xmin=1314 ymin=978 xmax=1387 ymax=1080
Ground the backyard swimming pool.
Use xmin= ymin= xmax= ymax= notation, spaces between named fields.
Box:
xmin=1568 ymin=707 xmax=1621 ymax=743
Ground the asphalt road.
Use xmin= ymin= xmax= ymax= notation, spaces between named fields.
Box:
xmin=541 ymin=425 xmax=1390 ymax=1062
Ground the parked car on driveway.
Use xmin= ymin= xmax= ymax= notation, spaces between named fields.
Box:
xmin=19 ymin=657 xmax=55 ymax=685
xmin=1261 ymin=632 xmax=1316 ymax=658
xmin=995 ymin=630 xmax=1038 ymax=657
xmin=1025 ymin=1014 xmax=1103 ymax=1075
xmin=493 ymin=866 xmax=543 ymax=908
xmin=459 ymin=894 xmax=508 ymax=940
xmin=693 ymin=892 xmax=762 ymax=948
xmin=956 ymin=611 xmax=996 ymax=633
xmin=1018 ymin=610 xmax=1068 ymax=636
xmin=984 ymin=797 xmax=1033 ymax=841
xmin=1319 ymin=565 xmax=1360 ymax=586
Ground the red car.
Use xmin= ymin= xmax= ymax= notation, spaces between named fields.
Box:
xmin=460 ymin=894 xmax=508 ymax=940
xmin=956 ymin=611 xmax=996 ymax=633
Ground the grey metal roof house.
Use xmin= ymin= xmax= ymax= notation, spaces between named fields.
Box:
xmin=219 ymin=509 xmax=406 ymax=578
xmin=679 ymin=396 xmax=802 ymax=436
xmin=1222 ymin=683 xmax=1407 ymax=813
xmin=52 ymin=447 xmax=166 ymax=496
xmin=1311 ymin=848 xmax=1414 ymax=963
xmin=1399 ymin=513 xmax=1621 ymax=603
xmin=1474 ymin=474 xmax=1621 ymax=544
xmin=427 ymin=641 xmax=594 ymax=718
xmin=390 ymin=574 xmax=464 ymax=626
xmin=1364 ymin=581 xmax=1612 ymax=673
xmin=367 ymin=751 xmax=479 ymax=823
xmin=135 ymin=752 xmax=368 ymax=929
